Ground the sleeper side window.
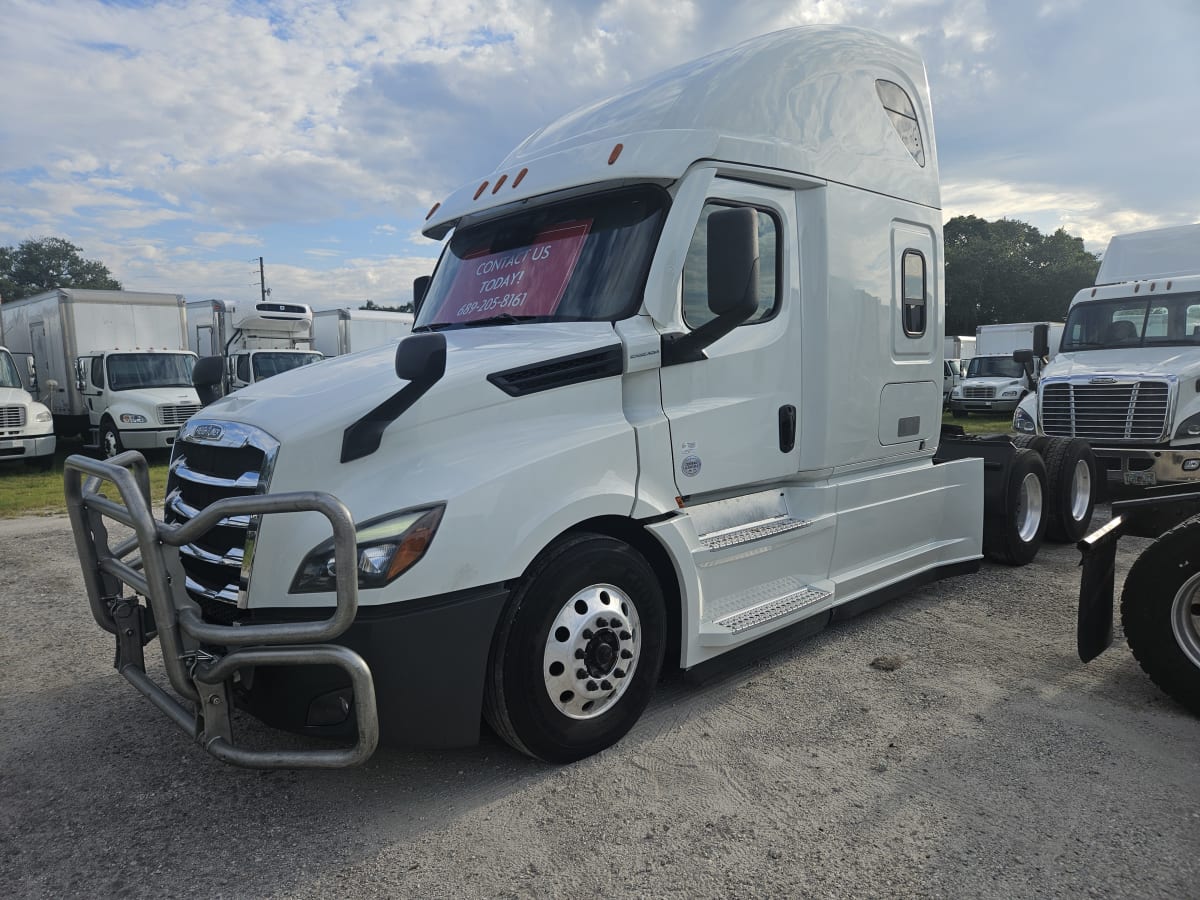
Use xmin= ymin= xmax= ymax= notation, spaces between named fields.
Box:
xmin=682 ymin=201 xmax=780 ymax=330
xmin=902 ymin=249 xmax=927 ymax=337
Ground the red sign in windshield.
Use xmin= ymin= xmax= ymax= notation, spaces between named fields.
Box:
xmin=436 ymin=220 xmax=592 ymax=324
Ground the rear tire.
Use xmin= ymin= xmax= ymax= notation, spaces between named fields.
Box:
xmin=484 ymin=532 xmax=666 ymax=762
xmin=99 ymin=420 xmax=123 ymax=460
xmin=983 ymin=448 xmax=1047 ymax=566
xmin=1043 ymin=438 xmax=1096 ymax=543
xmin=1121 ymin=517 xmax=1200 ymax=715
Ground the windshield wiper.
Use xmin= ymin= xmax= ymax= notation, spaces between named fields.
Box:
xmin=461 ymin=314 xmax=539 ymax=328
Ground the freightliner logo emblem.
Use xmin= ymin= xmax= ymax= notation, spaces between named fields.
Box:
xmin=1089 ymin=377 xmax=1118 ymax=384
xmin=192 ymin=424 xmax=224 ymax=441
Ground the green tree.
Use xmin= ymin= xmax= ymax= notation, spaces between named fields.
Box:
xmin=0 ymin=237 xmax=122 ymax=302
xmin=944 ymin=216 xmax=1099 ymax=336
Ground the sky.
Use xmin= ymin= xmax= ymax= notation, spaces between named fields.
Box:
xmin=1 ymin=0 xmax=1197 ymax=309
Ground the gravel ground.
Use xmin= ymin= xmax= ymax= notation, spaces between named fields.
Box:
xmin=1 ymin=510 xmax=1197 ymax=899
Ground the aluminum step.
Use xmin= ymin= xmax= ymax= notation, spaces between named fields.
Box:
xmin=698 ymin=514 xmax=810 ymax=551
xmin=711 ymin=584 xmax=832 ymax=635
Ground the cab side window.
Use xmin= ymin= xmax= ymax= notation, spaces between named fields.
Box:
xmin=682 ymin=202 xmax=780 ymax=329
xmin=236 ymin=354 xmax=251 ymax=384
xmin=90 ymin=357 xmax=104 ymax=389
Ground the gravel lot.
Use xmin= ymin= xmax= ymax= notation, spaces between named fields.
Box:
xmin=1 ymin=510 xmax=1197 ymax=899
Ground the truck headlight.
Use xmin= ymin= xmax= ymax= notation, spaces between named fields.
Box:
xmin=951 ymin=387 xmax=963 ymax=398
xmin=1013 ymin=407 xmax=1036 ymax=434
xmin=119 ymin=413 xmax=147 ymax=424
xmin=36 ymin=410 xmax=52 ymax=423
xmin=290 ymin=504 xmax=445 ymax=593
xmin=1001 ymin=389 xmax=1020 ymax=398
xmin=1175 ymin=412 xmax=1200 ymax=440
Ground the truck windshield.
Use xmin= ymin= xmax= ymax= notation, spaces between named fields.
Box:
xmin=252 ymin=351 xmax=323 ymax=380
xmin=414 ymin=185 xmax=669 ymax=330
xmin=967 ymin=357 xmax=1025 ymax=379
xmin=0 ymin=351 xmax=22 ymax=389
xmin=1062 ymin=293 xmax=1200 ymax=350
xmin=107 ymin=353 xmax=195 ymax=391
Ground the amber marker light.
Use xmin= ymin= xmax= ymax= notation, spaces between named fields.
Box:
xmin=512 ymin=167 xmax=528 ymax=188
xmin=492 ymin=174 xmax=508 ymax=193
xmin=425 ymin=202 xmax=441 ymax=220
xmin=608 ymin=143 xmax=624 ymax=165
xmin=474 ymin=181 xmax=489 ymax=200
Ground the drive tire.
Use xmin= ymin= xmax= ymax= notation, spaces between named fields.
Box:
xmin=484 ymin=532 xmax=666 ymax=763
xmin=1009 ymin=433 xmax=1049 ymax=455
xmin=1042 ymin=438 xmax=1096 ymax=543
xmin=99 ymin=419 xmax=124 ymax=460
xmin=983 ymin=448 xmax=1047 ymax=566
xmin=1120 ymin=517 xmax=1200 ymax=715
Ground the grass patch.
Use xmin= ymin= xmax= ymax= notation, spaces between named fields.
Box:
xmin=942 ymin=411 xmax=1013 ymax=435
xmin=0 ymin=439 xmax=170 ymax=518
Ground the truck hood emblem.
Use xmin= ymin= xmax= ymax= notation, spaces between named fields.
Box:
xmin=1089 ymin=376 xmax=1118 ymax=384
xmin=192 ymin=423 xmax=224 ymax=441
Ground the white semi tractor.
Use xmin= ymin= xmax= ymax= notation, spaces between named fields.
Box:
xmin=186 ymin=298 xmax=324 ymax=392
xmin=1 ymin=289 xmax=199 ymax=458
xmin=0 ymin=344 xmax=55 ymax=468
xmin=64 ymin=27 xmax=1097 ymax=768
xmin=312 ymin=307 xmax=415 ymax=357
xmin=949 ymin=321 xmax=1064 ymax=418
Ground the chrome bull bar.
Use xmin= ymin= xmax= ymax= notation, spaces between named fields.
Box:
xmin=63 ymin=451 xmax=379 ymax=768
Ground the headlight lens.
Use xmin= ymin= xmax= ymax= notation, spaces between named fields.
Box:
xmin=290 ymin=504 xmax=445 ymax=593
xmin=1013 ymin=407 xmax=1036 ymax=434
xmin=119 ymin=413 xmax=147 ymax=424
xmin=1001 ymin=389 xmax=1019 ymax=398
xmin=951 ymin=387 xmax=963 ymax=397
xmin=35 ymin=410 xmax=52 ymax=422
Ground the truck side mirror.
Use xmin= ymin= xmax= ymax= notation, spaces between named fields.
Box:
xmin=1012 ymin=348 xmax=1037 ymax=387
xmin=1032 ymin=323 xmax=1050 ymax=358
xmin=74 ymin=358 xmax=87 ymax=393
xmin=662 ymin=207 xmax=760 ymax=365
xmin=192 ymin=356 xmax=225 ymax=406
xmin=413 ymin=275 xmax=431 ymax=317
xmin=26 ymin=356 xmax=39 ymax=393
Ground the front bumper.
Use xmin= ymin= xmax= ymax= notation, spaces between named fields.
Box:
xmin=1091 ymin=445 xmax=1200 ymax=489
xmin=120 ymin=426 xmax=180 ymax=450
xmin=950 ymin=397 xmax=1020 ymax=414
xmin=0 ymin=433 xmax=55 ymax=460
xmin=65 ymin=452 xmax=382 ymax=768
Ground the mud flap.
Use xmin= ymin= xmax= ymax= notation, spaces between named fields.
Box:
xmin=1076 ymin=516 xmax=1123 ymax=662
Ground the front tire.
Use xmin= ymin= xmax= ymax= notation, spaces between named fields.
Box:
xmin=1121 ymin=517 xmax=1200 ymax=715
xmin=99 ymin=420 xmax=123 ymax=460
xmin=484 ymin=532 xmax=666 ymax=762
xmin=1043 ymin=438 xmax=1096 ymax=543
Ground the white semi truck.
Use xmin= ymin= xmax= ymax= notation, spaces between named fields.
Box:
xmin=64 ymin=26 xmax=1097 ymax=769
xmin=312 ymin=307 xmax=414 ymax=357
xmin=949 ymin=321 xmax=1064 ymax=418
xmin=186 ymin=298 xmax=323 ymax=392
xmin=0 ymin=344 xmax=56 ymax=468
xmin=1 ymin=289 xmax=199 ymax=458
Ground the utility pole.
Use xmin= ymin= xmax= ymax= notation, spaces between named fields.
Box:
xmin=259 ymin=257 xmax=267 ymax=303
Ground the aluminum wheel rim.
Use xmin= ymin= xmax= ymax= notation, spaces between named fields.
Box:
xmin=1170 ymin=573 xmax=1200 ymax=669
xmin=1016 ymin=471 xmax=1043 ymax=543
xmin=543 ymin=583 xmax=641 ymax=720
xmin=103 ymin=430 xmax=120 ymax=459
xmin=1069 ymin=459 xmax=1092 ymax=522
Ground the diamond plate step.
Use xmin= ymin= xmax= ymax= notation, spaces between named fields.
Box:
xmin=699 ymin=515 xmax=810 ymax=551
xmin=713 ymin=585 xmax=832 ymax=635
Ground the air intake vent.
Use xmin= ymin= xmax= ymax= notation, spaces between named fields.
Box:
xmin=488 ymin=345 xmax=623 ymax=397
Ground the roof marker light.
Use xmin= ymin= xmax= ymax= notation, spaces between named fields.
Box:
xmin=1150 ymin=281 xmax=1156 ymax=291
xmin=1134 ymin=284 xmax=1140 ymax=293
xmin=492 ymin=174 xmax=508 ymax=194
xmin=1091 ymin=288 xmax=1097 ymax=297
xmin=474 ymin=181 xmax=489 ymax=200
xmin=425 ymin=202 xmax=441 ymax=221
xmin=512 ymin=168 xmax=528 ymax=188
xmin=608 ymin=143 xmax=624 ymax=165
xmin=1168 ymin=280 xmax=1174 ymax=290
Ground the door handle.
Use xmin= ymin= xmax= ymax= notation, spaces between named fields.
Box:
xmin=778 ymin=405 xmax=796 ymax=453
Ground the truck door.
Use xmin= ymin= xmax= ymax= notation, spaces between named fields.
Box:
xmin=659 ymin=179 xmax=801 ymax=496
xmin=79 ymin=356 xmax=105 ymax=426
xmin=29 ymin=322 xmax=49 ymax=404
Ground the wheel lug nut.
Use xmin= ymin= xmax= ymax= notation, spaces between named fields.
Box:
xmin=586 ymin=680 xmax=598 ymax=692
xmin=619 ymin=630 xmax=631 ymax=641
xmin=620 ymin=649 xmax=632 ymax=659
xmin=574 ymin=648 xmax=585 ymax=659
xmin=600 ymin=680 xmax=612 ymax=691
xmin=596 ymin=617 xmax=608 ymax=628
xmin=614 ymin=668 xmax=625 ymax=678
xmin=582 ymin=629 xmax=593 ymax=640
xmin=576 ymin=669 xmax=589 ymax=679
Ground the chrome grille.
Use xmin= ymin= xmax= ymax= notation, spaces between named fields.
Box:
xmin=963 ymin=386 xmax=995 ymax=399
xmin=159 ymin=403 xmax=201 ymax=426
xmin=1041 ymin=381 xmax=1170 ymax=441
xmin=165 ymin=420 xmax=278 ymax=618
xmin=0 ymin=406 xmax=26 ymax=428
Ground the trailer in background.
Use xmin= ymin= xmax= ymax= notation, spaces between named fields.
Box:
xmin=187 ymin=298 xmax=324 ymax=391
xmin=312 ymin=307 xmax=414 ymax=357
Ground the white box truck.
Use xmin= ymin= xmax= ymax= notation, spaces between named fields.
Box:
xmin=0 ymin=289 xmax=199 ymax=458
xmin=312 ymin=308 xmax=414 ymax=357
xmin=64 ymin=26 xmax=1097 ymax=769
xmin=949 ymin=321 xmax=1063 ymax=417
xmin=941 ymin=335 xmax=976 ymax=403
xmin=1016 ymin=223 xmax=1200 ymax=497
xmin=0 ymin=343 xmax=56 ymax=468
xmin=187 ymin=298 xmax=323 ymax=392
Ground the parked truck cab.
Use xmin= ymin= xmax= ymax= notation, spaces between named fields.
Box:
xmin=1016 ymin=224 xmax=1200 ymax=494
xmin=0 ymin=346 xmax=55 ymax=468
xmin=65 ymin=26 xmax=1094 ymax=769
xmin=187 ymin=298 xmax=323 ymax=393
xmin=950 ymin=322 xmax=1063 ymax=418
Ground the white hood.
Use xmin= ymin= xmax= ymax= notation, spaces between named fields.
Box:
xmin=1044 ymin=347 xmax=1200 ymax=382
xmin=0 ymin=386 xmax=33 ymax=406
